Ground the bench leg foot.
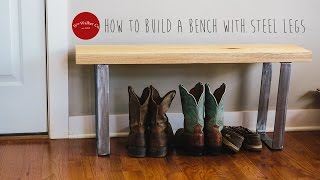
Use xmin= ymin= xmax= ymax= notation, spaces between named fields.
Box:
xmin=95 ymin=65 xmax=110 ymax=155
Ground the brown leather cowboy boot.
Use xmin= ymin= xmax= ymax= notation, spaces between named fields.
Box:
xmin=148 ymin=86 xmax=176 ymax=157
xmin=127 ymin=86 xmax=151 ymax=157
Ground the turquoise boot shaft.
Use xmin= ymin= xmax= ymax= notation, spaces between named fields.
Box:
xmin=176 ymin=82 xmax=205 ymax=156
xmin=204 ymin=83 xmax=226 ymax=152
xmin=179 ymin=82 xmax=205 ymax=134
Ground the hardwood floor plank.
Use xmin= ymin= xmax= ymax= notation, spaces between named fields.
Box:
xmin=20 ymin=140 xmax=44 ymax=180
xmin=139 ymin=158 xmax=169 ymax=179
xmin=166 ymin=171 xmax=187 ymax=180
xmin=289 ymin=131 xmax=320 ymax=157
xmin=0 ymin=135 xmax=48 ymax=140
xmin=279 ymin=133 xmax=319 ymax=178
xmin=244 ymin=145 xmax=285 ymax=179
xmin=41 ymin=140 xmax=69 ymax=180
xmin=230 ymin=152 xmax=267 ymax=179
xmin=66 ymin=161 xmax=86 ymax=180
xmin=105 ymin=171 xmax=125 ymax=180
xmin=80 ymin=139 xmax=95 ymax=179
xmin=165 ymin=153 xmax=188 ymax=180
xmin=203 ymin=154 xmax=247 ymax=179
xmin=111 ymin=138 xmax=127 ymax=156
xmin=0 ymin=131 xmax=319 ymax=180
xmin=289 ymin=131 xmax=320 ymax=170
xmin=245 ymin=132 xmax=320 ymax=179
xmin=0 ymin=140 xmax=26 ymax=179
xmin=121 ymin=156 xmax=142 ymax=172
xmin=173 ymin=155 xmax=215 ymax=180
xmin=0 ymin=141 xmax=7 ymax=176
xmin=87 ymin=155 xmax=109 ymax=178
xmin=63 ymin=139 xmax=86 ymax=179
xmin=67 ymin=139 xmax=85 ymax=161
xmin=83 ymin=138 xmax=125 ymax=179
xmin=81 ymin=155 xmax=95 ymax=179
xmin=81 ymin=139 xmax=108 ymax=179
xmin=123 ymin=170 xmax=145 ymax=180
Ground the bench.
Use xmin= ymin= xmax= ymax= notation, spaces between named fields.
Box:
xmin=76 ymin=44 xmax=312 ymax=155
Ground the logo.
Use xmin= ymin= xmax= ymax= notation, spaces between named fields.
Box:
xmin=72 ymin=12 xmax=100 ymax=40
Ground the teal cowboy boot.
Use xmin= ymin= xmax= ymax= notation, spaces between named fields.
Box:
xmin=204 ymin=83 xmax=226 ymax=154
xmin=175 ymin=82 xmax=205 ymax=156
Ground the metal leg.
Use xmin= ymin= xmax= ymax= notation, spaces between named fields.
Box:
xmin=272 ymin=63 xmax=291 ymax=149
xmin=257 ymin=63 xmax=291 ymax=150
xmin=95 ymin=65 xmax=110 ymax=155
xmin=257 ymin=63 xmax=272 ymax=134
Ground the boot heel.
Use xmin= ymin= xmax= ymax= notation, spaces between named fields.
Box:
xmin=191 ymin=132 xmax=204 ymax=147
xmin=128 ymin=146 xmax=146 ymax=158
xmin=188 ymin=132 xmax=204 ymax=156
xmin=205 ymin=129 xmax=223 ymax=155
xmin=148 ymin=146 xmax=167 ymax=157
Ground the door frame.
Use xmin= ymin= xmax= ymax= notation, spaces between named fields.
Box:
xmin=46 ymin=0 xmax=69 ymax=139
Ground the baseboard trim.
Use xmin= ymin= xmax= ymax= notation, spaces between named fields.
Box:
xmin=68 ymin=109 xmax=320 ymax=139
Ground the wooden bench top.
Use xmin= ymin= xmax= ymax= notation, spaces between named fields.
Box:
xmin=76 ymin=44 xmax=312 ymax=64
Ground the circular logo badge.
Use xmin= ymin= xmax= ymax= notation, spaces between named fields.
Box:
xmin=72 ymin=12 xmax=100 ymax=40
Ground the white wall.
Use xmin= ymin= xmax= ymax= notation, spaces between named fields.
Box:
xmin=68 ymin=0 xmax=320 ymax=117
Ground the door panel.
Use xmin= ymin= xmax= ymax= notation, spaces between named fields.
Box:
xmin=0 ymin=0 xmax=22 ymax=85
xmin=0 ymin=0 xmax=47 ymax=134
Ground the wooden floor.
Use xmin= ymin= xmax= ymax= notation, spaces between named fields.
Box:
xmin=0 ymin=131 xmax=319 ymax=180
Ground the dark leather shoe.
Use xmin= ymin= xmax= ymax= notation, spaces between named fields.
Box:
xmin=221 ymin=126 xmax=244 ymax=153
xmin=229 ymin=126 xmax=262 ymax=151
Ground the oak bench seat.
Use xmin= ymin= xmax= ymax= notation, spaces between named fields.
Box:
xmin=76 ymin=44 xmax=311 ymax=64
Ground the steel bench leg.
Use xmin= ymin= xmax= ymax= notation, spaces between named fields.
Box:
xmin=272 ymin=62 xmax=291 ymax=149
xmin=257 ymin=62 xmax=291 ymax=150
xmin=257 ymin=63 xmax=273 ymax=147
xmin=95 ymin=65 xmax=110 ymax=155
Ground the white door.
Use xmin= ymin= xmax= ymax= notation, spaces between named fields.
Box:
xmin=0 ymin=0 xmax=47 ymax=134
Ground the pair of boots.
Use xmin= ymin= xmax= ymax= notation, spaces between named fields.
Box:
xmin=175 ymin=82 xmax=226 ymax=156
xmin=127 ymin=86 xmax=176 ymax=158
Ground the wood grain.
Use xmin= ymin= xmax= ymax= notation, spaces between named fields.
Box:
xmin=76 ymin=44 xmax=312 ymax=64
xmin=0 ymin=133 xmax=319 ymax=179
xmin=0 ymin=135 xmax=48 ymax=140
xmin=41 ymin=140 xmax=69 ymax=180
xmin=20 ymin=140 xmax=44 ymax=179
xmin=0 ymin=140 xmax=26 ymax=179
